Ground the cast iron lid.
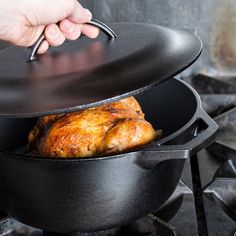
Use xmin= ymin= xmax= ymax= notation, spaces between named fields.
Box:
xmin=0 ymin=19 xmax=202 ymax=118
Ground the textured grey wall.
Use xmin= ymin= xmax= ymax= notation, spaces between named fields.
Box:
xmin=81 ymin=0 xmax=236 ymax=76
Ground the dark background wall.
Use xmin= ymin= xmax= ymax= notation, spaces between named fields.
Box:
xmin=80 ymin=0 xmax=236 ymax=76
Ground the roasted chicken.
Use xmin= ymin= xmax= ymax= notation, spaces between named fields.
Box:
xmin=28 ymin=97 xmax=160 ymax=158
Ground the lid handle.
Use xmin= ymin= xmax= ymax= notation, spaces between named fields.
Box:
xmin=28 ymin=19 xmax=117 ymax=62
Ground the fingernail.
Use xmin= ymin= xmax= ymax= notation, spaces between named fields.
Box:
xmin=62 ymin=20 xmax=74 ymax=33
xmin=84 ymin=8 xmax=92 ymax=19
xmin=48 ymin=25 xmax=59 ymax=37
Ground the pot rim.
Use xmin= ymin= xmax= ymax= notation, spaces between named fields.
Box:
xmin=0 ymin=78 xmax=205 ymax=162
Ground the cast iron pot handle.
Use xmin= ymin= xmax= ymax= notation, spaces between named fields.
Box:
xmin=28 ymin=18 xmax=116 ymax=62
xmin=137 ymin=108 xmax=218 ymax=168
xmin=137 ymin=146 xmax=190 ymax=169
xmin=182 ymin=108 xmax=218 ymax=155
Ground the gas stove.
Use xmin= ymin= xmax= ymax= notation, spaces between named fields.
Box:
xmin=188 ymin=75 xmax=236 ymax=236
xmin=185 ymin=74 xmax=236 ymax=236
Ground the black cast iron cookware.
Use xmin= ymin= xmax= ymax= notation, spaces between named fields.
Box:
xmin=0 ymin=78 xmax=217 ymax=233
xmin=0 ymin=19 xmax=202 ymax=118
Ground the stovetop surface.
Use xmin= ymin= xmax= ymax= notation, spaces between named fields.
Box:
xmin=187 ymin=74 xmax=236 ymax=236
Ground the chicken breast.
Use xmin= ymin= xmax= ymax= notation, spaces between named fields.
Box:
xmin=28 ymin=97 xmax=160 ymax=158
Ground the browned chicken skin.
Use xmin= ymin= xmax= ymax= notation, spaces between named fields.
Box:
xmin=28 ymin=97 xmax=159 ymax=158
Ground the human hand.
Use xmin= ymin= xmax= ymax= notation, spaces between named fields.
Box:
xmin=0 ymin=0 xmax=99 ymax=54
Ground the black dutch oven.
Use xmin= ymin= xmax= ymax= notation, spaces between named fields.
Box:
xmin=0 ymin=20 xmax=217 ymax=233
xmin=0 ymin=78 xmax=217 ymax=233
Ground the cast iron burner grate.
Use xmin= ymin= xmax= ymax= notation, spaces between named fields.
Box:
xmin=184 ymin=74 xmax=236 ymax=117
xmin=186 ymin=74 xmax=236 ymax=236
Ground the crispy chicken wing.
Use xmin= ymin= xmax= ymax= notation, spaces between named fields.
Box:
xmin=28 ymin=97 xmax=160 ymax=158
